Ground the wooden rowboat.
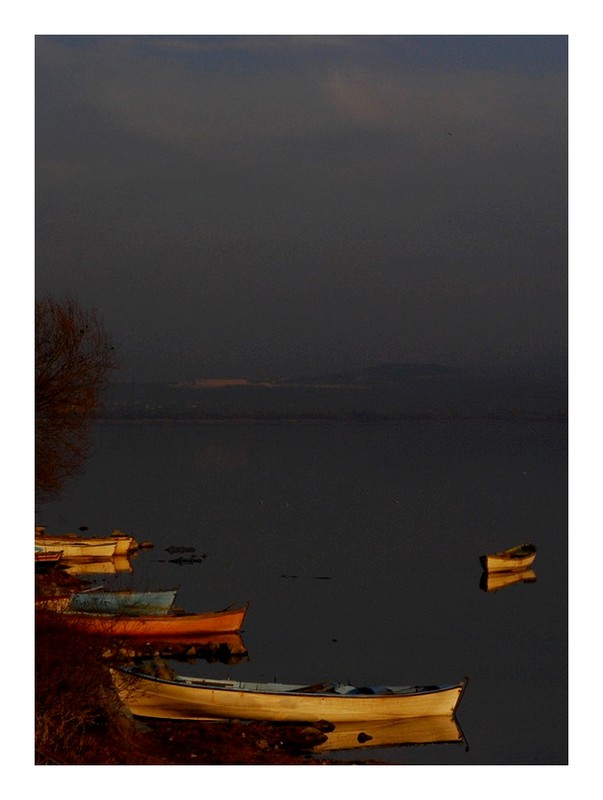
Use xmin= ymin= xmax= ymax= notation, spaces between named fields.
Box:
xmin=110 ymin=669 xmax=468 ymax=723
xmin=35 ymin=588 xmax=179 ymax=616
xmin=35 ymin=540 xmax=118 ymax=560
xmin=35 ymin=550 xmax=63 ymax=573
xmin=35 ymin=550 xmax=62 ymax=564
xmin=69 ymin=588 xmax=178 ymax=615
xmin=38 ymin=604 xmax=248 ymax=638
xmin=313 ymin=714 xmax=466 ymax=752
xmin=35 ymin=532 xmax=134 ymax=556
xmin=479 ymin=543 xmax=537 ymax=573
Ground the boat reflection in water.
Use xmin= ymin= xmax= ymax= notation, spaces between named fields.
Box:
xmin=64 ymin=555 xmax=134 ymax=576
xmin=313 ymin=714 xmax=466 ymax=754
xmin=480 ymin=568 xmax=537 ymax=593
xmin=125 ymin=634 xmax=249 ymax=665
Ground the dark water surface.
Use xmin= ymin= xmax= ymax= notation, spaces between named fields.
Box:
xmin=37 ymin=419 xmax=567 ymax=765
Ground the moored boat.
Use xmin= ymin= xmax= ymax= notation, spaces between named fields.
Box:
xmin=110 ymin=669 xmax=468 ymax=723
xmin=35 ymin=588 xmax=179 ymax=616
xmin=35 ymin=550 xmax=63 ymax=573
xmin=38 ymin=604 xmax=248 ymax=637
xmin=34 ymin=540 xmax=118 ymax=560
xmin=35 ymin=531 xmax=134 ymax=556
xmin=68 ymin=588 xmax=178 ymax=615
xmin=479 ymin=543 xmax=537 ymax=573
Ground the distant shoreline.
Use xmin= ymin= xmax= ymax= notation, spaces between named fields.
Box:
xmin=95 ymin=411 xmax=567 ymax=424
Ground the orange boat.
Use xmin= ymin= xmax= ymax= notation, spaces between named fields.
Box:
xmin=37 ymin=604 xmax=248 ymax=638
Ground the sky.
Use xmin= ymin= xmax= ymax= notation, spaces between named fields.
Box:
xmin=35 ymin=33 xmax=568 ymax=383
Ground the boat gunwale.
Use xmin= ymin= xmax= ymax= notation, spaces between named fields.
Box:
xmin=58 ymin=603 xmax=247 ymax=621
xmin=114 ymin=667 xmax=468 ymax=699
xmin=482 ymin=543 xmax=537 ymax=560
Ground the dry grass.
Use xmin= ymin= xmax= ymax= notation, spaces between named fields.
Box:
xmin=35 ymin=572 xmax=333 ymax=765
xmin=35 ymin=619 xmax=149 ymax=764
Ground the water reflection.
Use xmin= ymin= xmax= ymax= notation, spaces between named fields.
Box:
xmin=479 ymin=568 xmax=537 ymax=593
xmin=195 ymin=444 xmax=247 ymax=469
xmin=313 ymin=715 xmax=466 ymax=753
xmin=64 ymin=555 xmax=134 ymax=576
xmin=123 ymin=634 xmax=248 ymax=665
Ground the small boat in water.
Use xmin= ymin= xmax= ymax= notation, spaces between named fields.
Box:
xmin=69 ymin=588 xmax=178 ymax=615
xmin=35 ymin=529 xmax=135 ymax=557
xmin=110 ymin=669 xmax=468 ymax=723
xmin=34 ymin=540 xmax=118 ymax=560
xmin=34 ymin=550 xmax=63 ymax=573
xmin=35 ymin=588 xmax=179 ymax=616
xmin=480 ymin=568 xmax=537 ymax=593
xmin=479 ymin=543 xmax=537 ymax=573
xmin=38 ymin=604 xmax=248 ymax=638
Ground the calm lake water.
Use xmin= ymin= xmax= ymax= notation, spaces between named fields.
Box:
xmin=36 ymin=419 xmax=568 ymax=765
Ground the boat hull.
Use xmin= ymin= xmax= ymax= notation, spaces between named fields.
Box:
xmin=110 ymin=670 xmax=467 ymax=723
xmin=34 ymin=550 xmax=63 ymax=573
xmin=39 ymin=606 xmax=247 ymax=637
xmin=36 ymin=535 xmax=132 ymax=557
xmin=35 ymin=540 xmax=118 ymax=560
xmin=479 ymin=543 xmax=537 ymax=573
xmin=69 ymin=589 xmax=178 ymax=615
xmin=35 ymin=589 xmax=178 ymax=616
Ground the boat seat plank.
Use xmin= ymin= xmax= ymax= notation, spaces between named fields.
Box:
xmin=290 ymin=682 xmax=335 ymax=693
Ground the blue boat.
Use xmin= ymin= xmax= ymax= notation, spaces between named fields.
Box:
xmin=68 ymin=588 xmax=178 ymax=616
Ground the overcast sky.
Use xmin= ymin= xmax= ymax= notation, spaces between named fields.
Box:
xmin=35 ymin=35 xmax=567 ymax=382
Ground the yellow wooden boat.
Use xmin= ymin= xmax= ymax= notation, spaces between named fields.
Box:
xmin=110 ymin=669 xmax=468 ymax=723
xmin=34 ymin=539 xmax=118 ymax=560
xmin=479 ymin=543 xmax=537 ymax=573
xmin=35 ymin=530 xmax=134 ymax=556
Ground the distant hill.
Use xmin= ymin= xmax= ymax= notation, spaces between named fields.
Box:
xmin=99 ymin=362 xmax=566 ymax=421
xmin=280 ymin=363 xmax=462 ymax=386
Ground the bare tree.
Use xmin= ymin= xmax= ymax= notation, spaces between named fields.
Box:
xmin=36 ymin=295 xmax=119 ymax=504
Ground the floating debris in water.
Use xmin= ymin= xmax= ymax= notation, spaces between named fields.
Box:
xmin=168 ymin=554 xmax=207 ymax=565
